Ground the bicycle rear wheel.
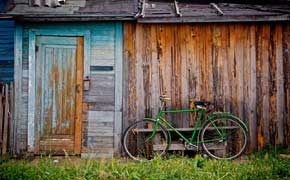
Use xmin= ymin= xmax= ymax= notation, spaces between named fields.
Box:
xmin=122 ymin=120 xmax=169 ymax=161
xmin=201 ymin=117 xmax=247 ymax=160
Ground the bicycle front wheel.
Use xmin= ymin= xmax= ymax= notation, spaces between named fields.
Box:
xmin=201 ymin=117 xmax=247 ymax=160
xmin=122 ymin=120 xmax=169 ymax=161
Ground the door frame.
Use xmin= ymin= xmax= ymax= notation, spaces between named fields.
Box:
xmin=27 ymin=29 xmax=91 ymax=154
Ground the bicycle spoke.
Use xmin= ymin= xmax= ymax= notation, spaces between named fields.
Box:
xmin=201 ymin=117 xmax=247 ymax=160
xmin=123 ymin=120 xmax=168 ymax=161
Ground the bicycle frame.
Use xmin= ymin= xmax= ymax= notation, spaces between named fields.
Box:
xmin=144 ymin=108 xmax=209 ymax=146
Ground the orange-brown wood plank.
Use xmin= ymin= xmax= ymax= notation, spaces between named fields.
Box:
xmin=269 ymin=25 xmax=278 ymax=145
xmin=123 ymin=22 xmax=137 ymax=128
xmin=74 ymin=37 xmax=84 ymax=154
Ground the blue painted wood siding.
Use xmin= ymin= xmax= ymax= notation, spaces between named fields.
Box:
xmin=16 ymin=22 xmax=122 ymax=157
xmin=0 ymin=0 xmax=8 ymax=11
xmin=0 ymin=20 xmax=14 ymax=82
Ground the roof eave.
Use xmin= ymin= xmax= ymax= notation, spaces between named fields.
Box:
xmin=138 ymin=14 xmax=290 ymax=23
xmin=1 ymin=14 xmax=136 ymax=21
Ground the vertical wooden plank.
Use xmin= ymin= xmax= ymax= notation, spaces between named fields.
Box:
xmin=14 ymin=23 xmax=22 ymax=154
xmin=256 ymin=24 xmax=263 ymax=150
xmin=199 ymin=24 xmax=206 ymax=101
xmin=180 ymin=24 xmax=189 ymax=127
xmin=74 ymin=37 xmax=84 ymax=154
xmin=195 ymin=24 xmax=202 ymax=101
xmin=228 ymin=24 xmax=237 ymax=115
xmin=69 ymin=48 xmax=77 ymax=135
xmin=269 ymin=25 xmax=277 ymax=145
xmin=34 ymin=38 xmax=42 ymax=154
xmin=136 ymin=24 xmax=145 ymax=123
xmin=172 ymin=24 xmax=182 ymax=127
xmin=157 ymin=24 xmax=165 ymax=98
xmin=235 ymin=24 xmax=245 ymax=124
xmin=3 ymin=84 xmax=9 ymax=154
xmin=243 ymin=25 xmax=251 ymax=149
xmin=151 ymin=24 xmax=160 ymax=118
xmin=206 ymin=25 xmax=214 ymax=105
xmin=283 ymin=24 xmax=290 ymax=146
xmin=261 ymin=24 xmax=270 ymax=146
xmin=275 ymin=24 xmax=284 ymax=145
xmin=28 ymin=30 xmax=36 ymax=152
xmin=143 ymin=24 xmax=152 ymax=118
xmin=164 ymin=24 xmax=172 ymax=110
xmin=114 ymin=22 xmax=123 ymax=152
xmin=212 ymin=24 xmax=220 ymax=110
xmin=0 ymin=86 xmax=3 ymax=154
xmin=123 ymin=22 xmax=137 ymax=129
xmin=216 ymin=24 xmax=223 ymax=111
xmin=9 ymin=83 xmax=14 ymax=153
xmin=249 ymin=25 xmax=257 ymax=150
xmin=221 ymin=24 xmax=230 ymax=111
xmin=9 ymin=82 xmax=15 ymax=154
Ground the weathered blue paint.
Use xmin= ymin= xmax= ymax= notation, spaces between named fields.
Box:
xmin=0 ymin=20 xmax=14 ymax=82
xmin=36 ymin=36 xmax=77 ymax=137
xmin=27 ymin=29 xmax=91 ymax=150
xmin=13 ymin=23 xmax=22 ymax=153
xmin=16 ymin=22 xmax=123 ymax=156
xmin=0 ymin=0 xmax=8 ymax=11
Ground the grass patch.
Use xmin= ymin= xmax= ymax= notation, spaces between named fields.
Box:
xmin=0 ymin=148 xmax=289 ymax=180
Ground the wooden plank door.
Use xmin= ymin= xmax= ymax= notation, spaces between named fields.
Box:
xmin=35 ymin=36 xmax=83 ymax=155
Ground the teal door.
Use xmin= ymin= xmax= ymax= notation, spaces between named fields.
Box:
xmin=35 ymin=36 xmax=83 ymax=154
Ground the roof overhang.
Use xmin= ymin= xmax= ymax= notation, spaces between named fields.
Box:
xmin=3 ymin=14 xmax=136 ymax=22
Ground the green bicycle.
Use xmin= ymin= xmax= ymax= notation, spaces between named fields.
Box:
xmin=122 ymin=95 xmax=248 ymax=161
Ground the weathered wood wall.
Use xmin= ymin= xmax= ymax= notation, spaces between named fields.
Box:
xmin=123 ymin=22 xmax=290 ymax=151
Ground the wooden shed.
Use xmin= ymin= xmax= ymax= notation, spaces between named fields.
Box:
xmin=2 ymin=0 xmax=290 ymax=157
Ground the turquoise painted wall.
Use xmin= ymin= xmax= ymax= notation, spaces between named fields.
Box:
xmin=16 ymin=22 xmax=122 ymax=156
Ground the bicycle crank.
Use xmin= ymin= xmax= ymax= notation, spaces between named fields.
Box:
xmin=184 ymin=142 xmax=198 ymax=150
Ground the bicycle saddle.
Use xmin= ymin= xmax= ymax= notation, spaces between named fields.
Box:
xmin=194 ymin=101 xmax=210 ymax=107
